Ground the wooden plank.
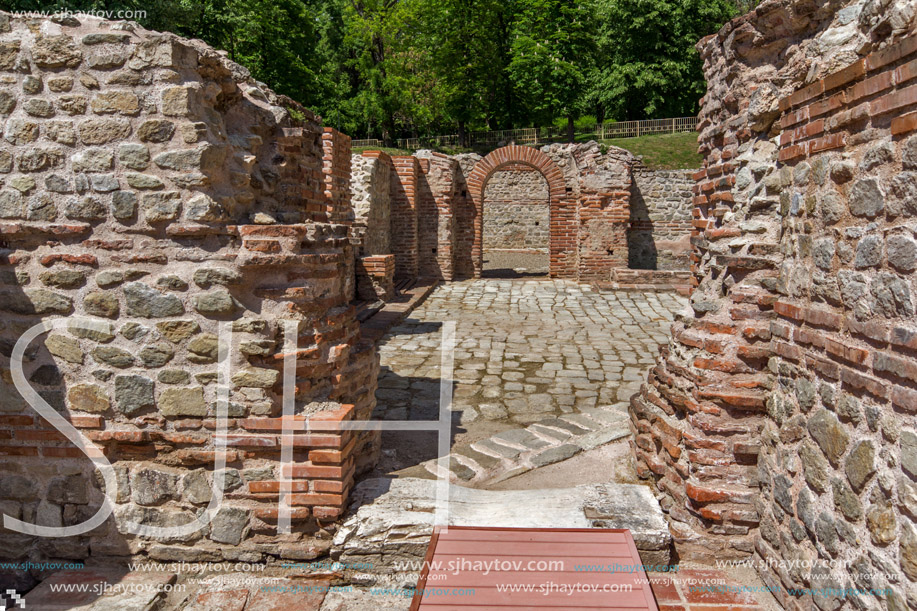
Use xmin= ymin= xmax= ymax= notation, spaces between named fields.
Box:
xmin=415 ymin=527 xmax=658 ymax=610
xmin=423 ymin=553 xmax=636 ymax=571
xmin=437 ymin=530 xmax=628 ymax=544
xmin=623 ymin=525 xmax=660 ymax=611
xmin=412 ymin=586 xmax=650 ymax=607
xmin=410 ymin=525 xmax=441 ymax=611
xmin=433 ymin=540 xmax=630 ymax=558
xmin=423 ymin=570 xmax=650 ymax=588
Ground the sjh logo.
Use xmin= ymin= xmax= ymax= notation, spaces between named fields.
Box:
xmin=0 ymin=589 xmax=24 ymax=610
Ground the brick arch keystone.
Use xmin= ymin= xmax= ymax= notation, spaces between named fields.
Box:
xmin=466 ymin=145 xmax=572 ymax=278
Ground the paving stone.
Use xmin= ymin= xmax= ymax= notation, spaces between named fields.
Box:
xmin=530 ymin=444 xmax=581 ymax=467
xmin=492 ymin=428 xmax=552 ymax=450
xmin=473 ymin=439 xmax=523 ymax=459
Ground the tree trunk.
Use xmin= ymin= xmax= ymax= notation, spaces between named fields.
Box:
xmin=567 ymin=115 xmax=575 ymax=143
xmin=458 ymin=121 xmax=467 ymax=148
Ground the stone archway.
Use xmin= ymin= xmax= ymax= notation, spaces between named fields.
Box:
xmin=466 ymin=145 xmax=572 ymax=278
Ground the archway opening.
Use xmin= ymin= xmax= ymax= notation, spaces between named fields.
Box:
xmin=481 ymin=163 xmax=550 ymax=278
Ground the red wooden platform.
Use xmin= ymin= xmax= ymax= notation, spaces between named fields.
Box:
xmin=410 ymin=526 xmax=660 ymax=610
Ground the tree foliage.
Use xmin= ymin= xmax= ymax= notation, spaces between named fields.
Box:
xmin=0 ymin=0 xmax=740 ymax=139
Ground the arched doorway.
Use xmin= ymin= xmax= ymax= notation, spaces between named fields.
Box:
xmin=481 ymin=164 xmax=550 ymax=277
xmin=465 ymin=145 xmax=572 ymax=279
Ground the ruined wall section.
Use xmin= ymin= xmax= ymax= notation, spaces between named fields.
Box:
xmin=452 ymin=153 xmax=479 ymax=279
xmin=631 ymin=0 xmax=917 ymax=608
xmin=350 ymin=151 xmax=391 ymax=257
xmin=629 ymin=168 xmax=694 ymax=270
xmin=416 ymin=151 xmax=457 ymax=281
xmin=541 ymin=142 xmax=635 ymax=281
xmin=482 ymin=167 xmax=550 ymax=251
xmin=0 ymin=13 xmax=376 ymax=567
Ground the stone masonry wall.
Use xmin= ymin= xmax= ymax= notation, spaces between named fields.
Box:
xmin=350 ymin=151 xmax=391 ymax=257
xmin=629 ymin=168 xmax=694 ymax=270
xmin=483 ymin=167 xmax=550 ymax=251
xmin=0 ymin=12 xmax=378 ymax=572
xmin=630 ymin=1 xmax=917 ymax=609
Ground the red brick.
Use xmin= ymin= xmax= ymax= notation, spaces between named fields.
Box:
xmin=777 ymin=143 xmax=807 ymax=163
xmin=788 ymin=79 xmax=824 ymax=108
xmin=284 ymin=461 xmax=347 ymax=478
xmin=873 ymin=350 xmax=917 ymax=383
xmin=867 ymin=35 xmax=917 ymax=71
xmin=254 ymin=507 xmax=311 ymax=520
xmin=839 ymin=366 xmax=887 ymax=399
xmin=0 ymin=446 xmax=38 ymax=456
xmin=892 ymin=111 xmax=917 ymax=136
xmin=774 ymin=301 xmax=804 ymax=321
xmin=248 ymin=480 xmax=310 ymax=493
xmin=803 ymin=306 xmax=842 ymax=330
xmin=824 ymin=337 xmax=869 ymax=365
xmin=290 ymin=493 xmax=344 ymax=506
xmin=41 ymin=447 xmax=86 ymax=458
xmin=847 ymin=70 xmax=894 ymax=102
xmin=896 ymin=58 xmax=917 ymax=85
xmin=891 ymin=385 xmax=917 ymax=412
xmin=871 ymin=84 xmax=917 ymax=116
xmin=809 ymin=132 xmax=847 ymax=154
xmin=824 ymin=59 xmax=866 ymax=91
xmin=0 ymin=416 xmax=33 ymax=426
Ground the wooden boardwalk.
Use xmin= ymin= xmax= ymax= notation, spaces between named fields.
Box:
xmin=410 ymin=526 xmax=660 ymax=610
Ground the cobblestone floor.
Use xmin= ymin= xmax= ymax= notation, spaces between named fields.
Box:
xmin=371 ymin=279 xmax=687 ymax=482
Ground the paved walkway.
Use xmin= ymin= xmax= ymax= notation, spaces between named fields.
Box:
xmin=371 ymin=279 xmax=687 ymax=483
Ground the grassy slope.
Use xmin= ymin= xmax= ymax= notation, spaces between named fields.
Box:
xmin=352 ymin=131 xmax=702 ymax=170
xmin=602 ymin=132 xmax=702 ymax=170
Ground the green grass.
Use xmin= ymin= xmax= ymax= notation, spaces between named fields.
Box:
xmin=352 ymin=131 xmax=702 ymax=170
xmin=351 ymin=145 xmax=414 ymax=156
xmin=601 ymin=132 xmax=701 ymax=170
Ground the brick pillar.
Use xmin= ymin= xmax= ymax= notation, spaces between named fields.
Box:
xmin=390 ymin=156 xmax=419 ymax=280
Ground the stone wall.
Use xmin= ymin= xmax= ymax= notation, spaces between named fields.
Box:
xmin=350 ymin=151 xmax=391 ymax=257
xmin=482 ymin=167 xmax=550 ymax=251
xmin=629 ymin=168 xmax=694 ymax=270
xmin=0 ymin=13 xmax=378 ymax=571
xmin=630 ymin=0 xmax=917 ymax=608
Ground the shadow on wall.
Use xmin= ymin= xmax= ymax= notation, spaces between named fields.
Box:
xmin=627 ymin=178 xmax=658 ymax=270
xmin=0 ymin=245 xmax=133 ymax=597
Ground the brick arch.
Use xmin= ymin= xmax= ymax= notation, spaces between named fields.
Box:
xmin=466 ymin=145 xmax=573 ymax=278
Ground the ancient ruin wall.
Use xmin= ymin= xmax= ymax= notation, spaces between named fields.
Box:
xmin=0 ymin=13 xmax=378 ymax=568
xmin=628 ymin=168 xmax=694 ymax=270
xmin=631 ymin=0 xmax=917 ymax=608
xmin=350 ymin=151 xmax=391 ymax=257
xmin=483 ymin=167 xmax=550 ymax=251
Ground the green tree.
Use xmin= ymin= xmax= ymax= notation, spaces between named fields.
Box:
xmin=588 ymin=0 xmax=737 ymax=121
xmin=508 ymin=0 xmax=593 ymax=141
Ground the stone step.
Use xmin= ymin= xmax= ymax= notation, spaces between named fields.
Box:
xmin=333 ymin=478 xmax=672 ymax=573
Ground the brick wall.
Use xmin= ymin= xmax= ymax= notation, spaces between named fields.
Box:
xmin=631 ymin=1 xmax=917 ymax=608
xmin=0 ymin=13 xmax=378 ymax=567
xmin=355 ymin=255 xmax=395 ymax=301
xmin=416 ymin=152 xmax=457 ymax=281
xmin=389 ymin=156 xmax=419 ymax=280
xmin=629 ymin=168 xmax=694 ymax=270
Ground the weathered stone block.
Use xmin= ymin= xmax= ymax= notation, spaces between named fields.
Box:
xmin=193 ymin=287 xmax=239 ymax=316
xmin=159 ymin=386 xmax=207 ymax=416
xmin=123 ymin=282 xmax=184 ymax=318
xmin=115 ymin=374 xmax=155 ymax=415
xmin=808 ymin=409 xmax=849 ymax=466
xmin=67 ymin=383 xmax=110 ymax=413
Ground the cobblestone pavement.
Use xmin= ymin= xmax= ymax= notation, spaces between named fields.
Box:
xmin=371 ymin=279 xmax=687 ymax=483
